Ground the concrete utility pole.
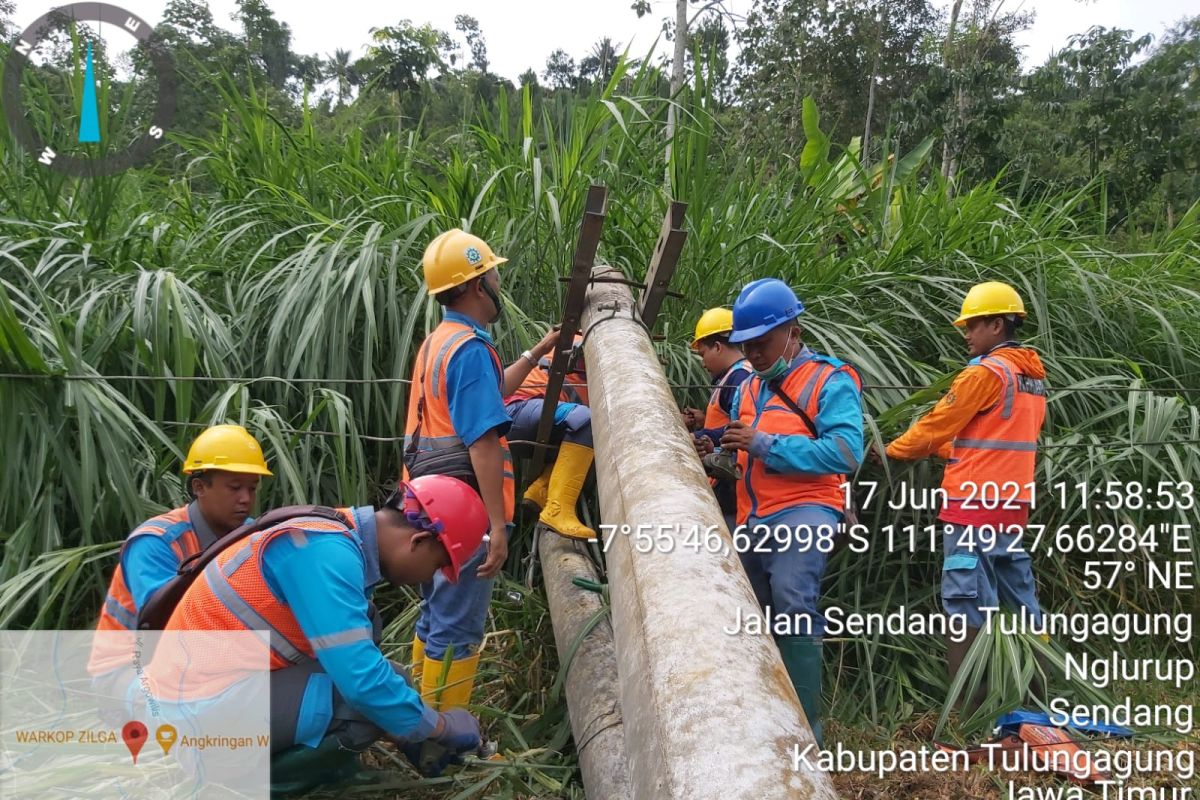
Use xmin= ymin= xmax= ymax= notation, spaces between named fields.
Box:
xmin=539 ymin=529 xmax=632 ymax=799
xmin=578 ymin=265 xmax=839 ymax=800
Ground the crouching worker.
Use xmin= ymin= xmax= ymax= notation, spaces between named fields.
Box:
xmin=87 ymin=424 xmax=272 ymax=702
xmin=505 ymin=333 xmax=596 ymax=541
xmin=145 ymin=475 xmax=490 ymax=794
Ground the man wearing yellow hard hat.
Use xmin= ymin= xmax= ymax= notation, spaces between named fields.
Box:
xmin=88 ymin=424 xmax=272 ymax=678
xmin=882 ymin=281 xmax=1047 ymax=703
xmin=402 ymin=228 xmax=556 ymax=712
xmin=682 ymin=307 xmax=752 ymax=532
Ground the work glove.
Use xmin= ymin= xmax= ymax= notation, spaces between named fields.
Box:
xmin=400 ymin=710 xmax=482 ymax=777
xmin=434 ymin=709 xmax=482 ymax=753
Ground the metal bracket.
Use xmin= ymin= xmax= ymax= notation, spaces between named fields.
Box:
xmin=530 ymin=184 xmax=608 ymax=475
xmin=636 ymin=201 xmax=687 ymax=332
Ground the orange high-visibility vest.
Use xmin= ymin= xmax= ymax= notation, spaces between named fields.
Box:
xmin=734 ymin=358 xmax=862 ymax=523
xmin=507 ymin=357 xmax=589 ymax=407
xmin=87 ymin=506 xmax=203 ymax=675
xmin=403 ymin=319 xmax=514 ymax=522
xmin=149 ymin=509 xmax=359 ymax=701
xmin=703 ymin=359 xmax=751 ymax=429
xmin=942 ymin=349 xmax=1046 ymax=502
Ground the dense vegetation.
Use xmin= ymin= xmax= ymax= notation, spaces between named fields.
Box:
xmin=1 ymin=1 xmax=1197 ymax=797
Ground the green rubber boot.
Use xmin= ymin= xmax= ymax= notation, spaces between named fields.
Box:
xmin=777 ymin=636 xmax=824 ymax=748
xmin=270 ymin=734 xmax=362 ymax=797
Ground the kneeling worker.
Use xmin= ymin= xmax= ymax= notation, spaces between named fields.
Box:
xmin=148 ymin=474 xmax=491 ymax=793
xmin=719 ymin=279 xmax=864 ymax=746
xmin=505 ymin=333 xmax=596 ymax=540
xmin=88 ymin=424 xmax=272 ymax=685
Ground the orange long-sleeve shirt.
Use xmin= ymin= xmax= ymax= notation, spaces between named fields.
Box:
xmin=885 ymin=365 xmax=1002 ymax=461
xmin=887 ymin=347 xmax=1046 ymax=461
xmin=886 ymin=347 xmax=1047 ymax=526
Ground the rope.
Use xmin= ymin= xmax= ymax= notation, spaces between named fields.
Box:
xmin=3 ymin=372 xmax=1196 ymax=395
xmin=149 ymin=419 xmax=1200 ymax=451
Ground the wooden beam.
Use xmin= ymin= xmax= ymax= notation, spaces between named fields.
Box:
xmin=529 ymin=184 xmax=608 ymax=475
xmin=636 ymin=200 xmax=687 ymax=331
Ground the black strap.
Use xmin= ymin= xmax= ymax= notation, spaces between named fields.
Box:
xmin=766 ymin=378 xmax=818 ymax=436
xmin=136 ymin=505 xmax=350 ymax=631
xmin=767 ymin=367 xmax=864 ymax=527
xmin=405 ymin=338 xmax=436 ymax=467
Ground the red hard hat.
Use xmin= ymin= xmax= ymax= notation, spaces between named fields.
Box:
xmin=399 ymin=475 xmax=488 ymax=582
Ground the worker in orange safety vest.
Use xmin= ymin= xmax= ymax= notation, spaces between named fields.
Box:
xmin=87 ymin=424 xmax=272 ymax=689
xmin=402 ymin=228 xmax=557 ymax=714
xmin=879 ymin=281 xmax=1047 ymax=699
xmin=720 ymin=279 xmax=864 ymax=747
xmin=143 ymin=475 xmax=491 ymax=793
xmin=681 ymin=308 xmax=752 ymax=533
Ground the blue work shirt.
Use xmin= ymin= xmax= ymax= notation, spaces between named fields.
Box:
xmin=442 ymin=310 xmax=512 ymax=447
xmin=122 ymin=502 xmax=226 ymax=612
xmin=732 ymin=348 xmax=865 ymax=476
xmin=260 ymin=506 xmax=439 ymax=742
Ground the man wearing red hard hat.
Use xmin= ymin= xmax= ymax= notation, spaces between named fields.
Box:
xmin=146 ymin=474 xmax=491 ymax=794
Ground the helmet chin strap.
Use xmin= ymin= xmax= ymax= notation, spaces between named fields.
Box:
xmin=481 ymin=277 xmax=503 ymax=322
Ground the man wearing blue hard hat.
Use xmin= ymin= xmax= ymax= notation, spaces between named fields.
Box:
xmin=719 ymin=278 xmax=864 ymax=746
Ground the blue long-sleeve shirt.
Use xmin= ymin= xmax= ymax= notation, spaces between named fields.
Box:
xmin=260 ymin=506 xmax=439 ymax=742
xmin=122 ymin=502 xmax=224 ymax=612
xmin=735 ymin=351 xmax=865 ymax=476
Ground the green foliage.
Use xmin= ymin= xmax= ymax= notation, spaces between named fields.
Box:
xmin=1004 ymin=18 xmax=1200 ymax=229
xmin=361 ymin=21 xmax=455 ymax=97
xmin=542 ymin=49 xmax=577 ymax=90
xmin=1 ymin=5 xmax=1198 ymax=794
xmin=737 ymin=0 xmax=940 ymax=153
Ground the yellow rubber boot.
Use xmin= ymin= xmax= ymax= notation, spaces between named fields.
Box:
xmin=521 ymin=465 xmax=553 ymax=517
xmin=411 ymin=636 xmax=426 ymax=684
xmin=421 ymin=652 xmax=481 ymax=711
xmin=539 ymin=441 xmax=596 ymax=541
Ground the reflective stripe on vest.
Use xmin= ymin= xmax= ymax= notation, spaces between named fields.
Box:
xmin=942 ymin=350 xmax=1046 ymax=502
xmin=734 ymin=358 xmax=861 ymax=523
xmin=88 ymin=506 xmax=196 ymax=676
xmin=703 ymin=359 xmax=750 ymax=430
xmin=404 ymin=320 xmax=515 ymax=522
xmin=150 ymin=509 xmax=362 ymax=700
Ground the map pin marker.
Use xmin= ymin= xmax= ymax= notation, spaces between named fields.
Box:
xmin=155 ymin=724 xmax=177 ymax=756
xmin=122 ymin=721 xmax=148 ymax=764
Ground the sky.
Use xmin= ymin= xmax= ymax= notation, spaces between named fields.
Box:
xmin=8 ymin=0 xmax=1197 ymax=84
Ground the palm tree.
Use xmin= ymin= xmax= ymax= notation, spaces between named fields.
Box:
xmin=580 ymin=37 xmax=621 ymax=86
xmin=327 ymin=48 xmax=354 ymax=106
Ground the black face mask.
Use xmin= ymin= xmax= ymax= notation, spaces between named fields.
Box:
xmin=481 ymin=276 xmax=503 ymax=323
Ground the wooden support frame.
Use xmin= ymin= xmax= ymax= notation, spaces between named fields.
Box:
xmin=529 ymin=185 xmax=608 ymax=475
xmin=636 ymin=201 xmax=687 ymax=331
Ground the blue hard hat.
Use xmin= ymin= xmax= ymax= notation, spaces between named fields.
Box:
xmin=728 ymin=278 xmax=805 ymax=343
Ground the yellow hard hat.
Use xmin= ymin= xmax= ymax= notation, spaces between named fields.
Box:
xmin=422 ymin=229 xmax=508 ymax=296
xmin=691 ymin=307 xmax=735 ymax=349
xmin=953 ymin=281 xmax=1026 ymax=327
xmin=182 ymin=424 xmax=273 ymax=476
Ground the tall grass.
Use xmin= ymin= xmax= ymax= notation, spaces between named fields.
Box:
xmin=2 ymin=52 xmax=1198 ymax=794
